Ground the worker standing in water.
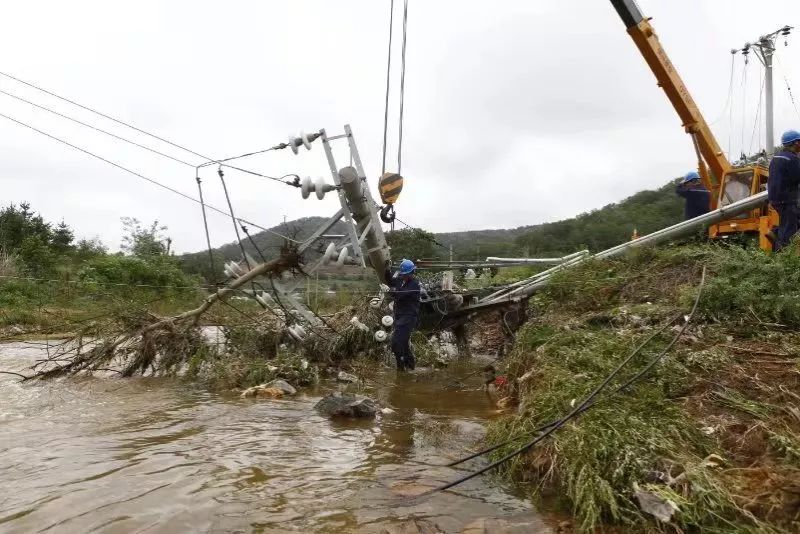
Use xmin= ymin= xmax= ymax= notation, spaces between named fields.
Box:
xmin=768 ymin=130 xmax=800 ymax=252
xmin=675 ymin=171 xmax=711 ymax=220
xmin=384 ymin=259 xmax=421 ymax=371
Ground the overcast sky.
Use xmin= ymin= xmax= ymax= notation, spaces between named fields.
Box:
xmin=1 ymin=0 xmax=799 ymax=254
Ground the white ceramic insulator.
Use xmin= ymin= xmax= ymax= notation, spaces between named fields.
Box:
xmin=232 ymin=263 xmax=246 ymax=276
xmin=314 ymin=176 xmax=327 ymax=199
xmin=336 ymin=246 xmax=349 ymax=266
xmin=300 ymin=131 xmax=312 ymax=151
xmin=323 ymin=242 xmax=336 ymax=265
xmin=294 ymin=325 xmax=307 ymax=338
xmin=289 ymin=135 xmax=299 ymax=155
xmin=381 ymin=315 xmax=394 ymax=327
xmin=374 ymin=330 xmax=388 ymax=343
xmin=369 ymin=298 xmax=382 ymax=309
xmin=287 ymin=326 xmax=303 ymax=342
xmin=349 ymin=316 xmax=369 ymax=332
xmin=301 ymin=176 xmax=313 ymax=199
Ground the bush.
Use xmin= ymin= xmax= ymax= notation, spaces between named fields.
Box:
xmin=699 ymin=246 xmax=800 ymax=325
xmin=76 ymin=255 xmax=201 ymax=296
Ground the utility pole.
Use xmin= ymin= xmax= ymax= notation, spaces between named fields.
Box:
xmin=449 ymin=244 xmax=453 ymax=265
xmin=735 ymin=25 xmax=792 ymax=154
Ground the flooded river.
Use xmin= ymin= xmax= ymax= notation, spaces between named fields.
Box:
xmin=0 ymin=342 xmax=547 ymax=533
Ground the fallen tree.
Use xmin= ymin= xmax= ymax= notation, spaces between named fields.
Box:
xmin=19 ymin=247 xmax=303 ymax=381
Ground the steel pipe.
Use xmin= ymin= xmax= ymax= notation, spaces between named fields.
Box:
xmin=481 ymin=191 xmax=768 ymax=303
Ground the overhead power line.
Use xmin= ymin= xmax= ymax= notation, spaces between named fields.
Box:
xmin=0 ymin=111 xmax=300 ymax=242
xmin=0 ymin=69 xmax=211 ymax=161
xmin=0 ymin=70 xmax=299 ymax=187
xmin=0 ymin=87 xmax=195 ymax=167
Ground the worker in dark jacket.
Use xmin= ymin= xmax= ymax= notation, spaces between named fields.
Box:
xmin=675 ymin=171 xmax=711 ymax=220
xmin=768 ymin=130 xmax=800 ymax=252
xmin=384 ymin=259 xmax=421 ymax=371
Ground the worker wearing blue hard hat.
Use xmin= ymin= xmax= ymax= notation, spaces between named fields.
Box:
xmin=768 ymin=129 xmax=800 ymax=251
xmin=675 ymin=170 xmax=711 ymax=221
xmin=384 ymin=258 xmax=421 ymax=371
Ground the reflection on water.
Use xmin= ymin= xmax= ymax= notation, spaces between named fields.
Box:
xmin=0 ymin=342 xmax=540 ymax=533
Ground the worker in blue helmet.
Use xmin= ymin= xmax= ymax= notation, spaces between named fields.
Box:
xmin=384 ymin=259 xmax=421 ymax=371
xmin=675 ymin=170 xmax=711 ymax=221
xmin=768 ymin=130 xmax=800 ymax=251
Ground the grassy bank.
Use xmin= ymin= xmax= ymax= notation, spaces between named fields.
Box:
xmin=488 ymin=244 xmax=800 ymax=532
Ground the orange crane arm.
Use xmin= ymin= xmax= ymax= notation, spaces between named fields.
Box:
xmin=610 ymin=0 xmax=731 ymax=198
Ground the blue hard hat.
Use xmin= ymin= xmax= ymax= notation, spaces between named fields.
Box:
xmin=681 ymin=170 xmax=700 ymax=184
xmin=781 ymin=129 xmax=800 ymax=146
xmin=399 ymin=259 xmax=416 ymax=275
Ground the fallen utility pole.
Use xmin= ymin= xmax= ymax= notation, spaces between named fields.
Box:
xmin=412 ymin=251 xmax=589 ymax=271
xmin=468 ymin=191 xmax=768 ymax=308
xmin=485 ymin=250 xmax=589 ymax=265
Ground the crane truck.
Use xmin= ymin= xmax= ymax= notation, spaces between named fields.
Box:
xmin=609 ymin=0 xmax=776 ymax=249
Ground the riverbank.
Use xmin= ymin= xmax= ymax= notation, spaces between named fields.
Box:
xmin=487 ymin=244 xmax=800 ymax=532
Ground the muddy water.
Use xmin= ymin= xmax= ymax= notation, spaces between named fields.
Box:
xmin=0 ymin=342 xmax=544 ymax=533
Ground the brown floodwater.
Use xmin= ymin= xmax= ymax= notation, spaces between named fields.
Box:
xmin=0 ymin=342 xmax=546 ymax=533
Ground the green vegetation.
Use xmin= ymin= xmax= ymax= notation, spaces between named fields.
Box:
xmin=0 ymin=203 xmax=202 ymax=330
xmin=181 ymin=180 xmax=683 ymax=272
xmin=489 ymin=244 xmax=800 ymax=533
xmin=433 ymin=181 xmax=684 ymax=260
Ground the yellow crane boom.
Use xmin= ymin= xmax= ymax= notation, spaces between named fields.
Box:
xmin=609 ymin=0 xmax=775 ymax=248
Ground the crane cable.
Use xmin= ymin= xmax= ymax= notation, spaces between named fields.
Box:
xmin=397 ymin=0 xmax=409 ymax=176
xmin=381 ymin=0 xmax=395 ymax=175
xmin=380 ymin=0 xmax=409 ymax=176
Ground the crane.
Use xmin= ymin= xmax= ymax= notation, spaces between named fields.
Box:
xmin=609 ymin=0 xmax=776 ymax=249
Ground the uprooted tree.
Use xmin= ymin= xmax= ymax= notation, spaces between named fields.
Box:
xmin=19 ymin=246 xmax=305 ymax=381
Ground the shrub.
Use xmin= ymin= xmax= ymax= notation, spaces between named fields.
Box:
xmin=76 ymin=255 xmax=201 ymax=295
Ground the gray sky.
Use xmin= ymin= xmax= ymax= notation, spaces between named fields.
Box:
xmin=1 ymin=0 xmax=798 ymax=253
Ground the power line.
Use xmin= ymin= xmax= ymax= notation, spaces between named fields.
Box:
xmin=422 ymin=268 xmax=706 ymax=496
xmin=0 ymin=70 xmax=300 ymax=187
xmin=0 ymin=110 xmax=300 ymax=242
xmin=0 ymin=69 xmax=212 ymax=161
xmin=0 ymin=87 xmax=196 ymax=166
xmin=393 ymin=215 xmax=452 ymax=253
xmin=775 ymin=51 xmax=800 ymax=121
xmin=749 ymin=69 xmax=766 ymax=153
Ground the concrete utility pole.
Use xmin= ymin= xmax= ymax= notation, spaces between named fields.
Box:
xmin=735 ymin=25 xmax=792 ymax=154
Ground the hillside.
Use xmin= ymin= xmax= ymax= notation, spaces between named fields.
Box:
xmin=181 ymin=180 xmax=683 ymax=278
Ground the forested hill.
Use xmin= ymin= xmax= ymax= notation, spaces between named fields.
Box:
xmin=433 ymin=181 xmax=683 ymax=259
xmin=181 ymin=180 xmax=683 ymax=273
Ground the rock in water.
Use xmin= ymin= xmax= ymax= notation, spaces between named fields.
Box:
xmin=462 ymin=513 xmax=554 ymax=533
xmin=379 ymin=519 xmax=444 ymax=534
xmin=266 ymin=379 xmax=297 ymax=396
xmin=314 ymin=392 xmax=377 ymax=418
xmin=256 ymin=387 xmax=284 ymax=398
xmin=241 ymin=385 xmax=285 ymax=398
xmin=337 ymin=371 xmax=359 ymax=383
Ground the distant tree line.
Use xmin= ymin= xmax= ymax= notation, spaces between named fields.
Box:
xmin=0 ymin=203 xmax=198 ymax=295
